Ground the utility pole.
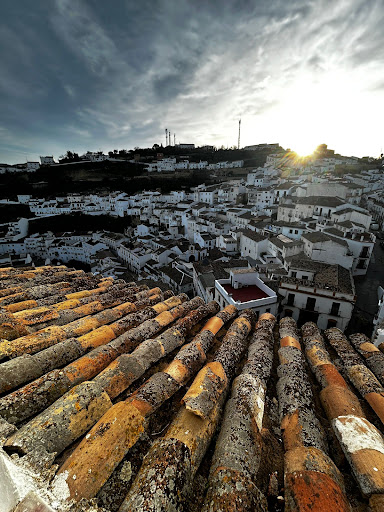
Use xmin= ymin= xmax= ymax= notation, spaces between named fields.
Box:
xmin=238 ymin=119 xmax=241 ymax=150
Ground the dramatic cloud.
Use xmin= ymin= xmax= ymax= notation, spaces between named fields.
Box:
xmin=1 ymin=0 xmax=384 ymax=163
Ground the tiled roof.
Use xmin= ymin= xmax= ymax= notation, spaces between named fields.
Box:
xmin=295 ymin=196 xmax=345 ymax=207
xmin=281 ymin=263 xmax=355 ymax=295
xmin=302 ymin=230 xmax=349 ymax=247
xmin=0 ymin=266 xmax=382 ymax=512
xmin=240 ymin=229 xmax=266 ymax=243
xmin=285 ymin=253 xmax=329 ymax=271
xmin=270 ymin=236 xmax=303 ymax=249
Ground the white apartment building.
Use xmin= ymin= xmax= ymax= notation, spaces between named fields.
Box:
xmin=239 ymin=230 xmax=268 ymax=262
xmin=212 ymin=268 xmax=278 ymax=317
xmin=331 ymin=207 xmax=372 ymax=230
xmin=247 ymin=188 xmax=274 ymax=209
xmin=117 ymin=243 xmax=153 ymax=273
xmin=193 ymin=184 xmax=217 ymax=205
xmin=216 ymin=234 xmax=238 ymax=254
xmin=189 ymin=161 xmax=208 ymax=170
xmin=321 ymin=227 xmax=375 ymax=276
xmin=47 ymin=239 xmax=108 ymax=264
xmin=279 ymin=262 xmax=356 ymax=330
xmin=194 ymin=232 xmax=216 ymax=250
xmin=301 ymin=232 xmax=354 ymax=270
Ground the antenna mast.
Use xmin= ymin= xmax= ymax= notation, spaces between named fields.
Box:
xmin=165 ymin=128 xmax=168 ymax=146
xmin=238 ymin=119 xmax=241 ymax=150
xmin=174 ymin=134 xmax=176 ymax=146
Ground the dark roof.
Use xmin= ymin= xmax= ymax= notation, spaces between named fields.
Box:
xmin=160 ymin=264 xmax=192 ymax=286
xmin=285 ymin=253 xmax=329 ymax=272
xmin=238 ymin=211 xmax=254 ymax=220
xmin=271 ymin=220 xmax=306 ymax=228
xmin=269 ymin=236 xmax=303 ymax=249
xmin=193 ymin=258 xmax=249 ymax=279
xmin=295 ymin=196 xmax=345 ymax=207
xmin=281 ymin=263 xmax=355 ymax=295
xmin=240 ymin=229 xmax=267 ymax=243
xmin=302 ymin=231 xmax=349 ymax=247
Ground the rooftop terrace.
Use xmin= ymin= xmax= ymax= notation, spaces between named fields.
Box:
xmin=222 ymin=282 xmax=268 ymax=302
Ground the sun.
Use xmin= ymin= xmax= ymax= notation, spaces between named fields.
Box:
xmin=292 ymin=141 xmax=316 ymax=158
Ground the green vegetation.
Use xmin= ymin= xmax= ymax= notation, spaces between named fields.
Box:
xmin=0 ymin=147 xmax=277 ymax=200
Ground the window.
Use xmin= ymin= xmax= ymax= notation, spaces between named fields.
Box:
xmin=360 ymin=246 xmax=370 ymax=258
xmin=291 ymin=271 xmax=297 ymax=278
xmin=266 ymin=308 xmax=270 ymax=313
xmin=287 ymin=293 xmax=295 ymax=306
xmin=327 ymin=319 xmax=337 ymax=329
xmin=284 ymin=309 xmax=293 ymax=317
xmin=356 ymin=259 xmax=367 ymax=269
xmin=306 ymin=297 xmax=316 ymax=311
xmin=302 ymin=275 xmax=308 ymax=280
xmin=330 ymin=302 xmax=340 ymax=316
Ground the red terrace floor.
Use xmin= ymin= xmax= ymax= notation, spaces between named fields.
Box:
xmin=222 ymin=283 xmax=269 ymax=303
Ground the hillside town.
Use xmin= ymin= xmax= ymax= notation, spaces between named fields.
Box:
xmin=1 ymin=145 xmax=384 ymax=348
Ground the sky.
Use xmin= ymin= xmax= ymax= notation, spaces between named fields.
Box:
xmin=1 ymin=0 xmax=384 ymax=164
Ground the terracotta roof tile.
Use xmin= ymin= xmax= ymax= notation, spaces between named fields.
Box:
xmin=0 ymin=266 xmax=382 ymax=511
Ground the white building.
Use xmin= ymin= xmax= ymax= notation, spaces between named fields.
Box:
xmin=239 ymin=230 xmax=268 ymax=262
xmin=117 ymin=243 xmax=153 ymax=273
xmin=27 ymin=161 xmax=40 ymax=171
xmin=301 ymin=232 xmax=354 ymax=270
xmin=279 ymin=262 xmax=356 ymax=331
xmin=40 ymin=156 xmax=55 ymax=165
xmin=212 ymin=268 xmax=278 ymax=317
xmin=216 ymin=234 xmax=238 ymax=254
xmin=83 ymin=152 xmax=108 ymax=162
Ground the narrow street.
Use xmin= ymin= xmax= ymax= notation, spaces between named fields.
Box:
xmin=348 ymin=240 xmax=384 ymax=335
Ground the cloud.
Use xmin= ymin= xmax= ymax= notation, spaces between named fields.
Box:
xmin=1 ymin=0 xmax=384 ymax=163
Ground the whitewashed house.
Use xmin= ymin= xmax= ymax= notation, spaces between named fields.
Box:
xmin=279 ymin=262 xmax=356 ymax=331
xmin=212 ymin=268 xmax=278 ymax=317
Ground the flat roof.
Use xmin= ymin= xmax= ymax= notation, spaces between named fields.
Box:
xmin=222 ymin=283 xmax=268 ymax=302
